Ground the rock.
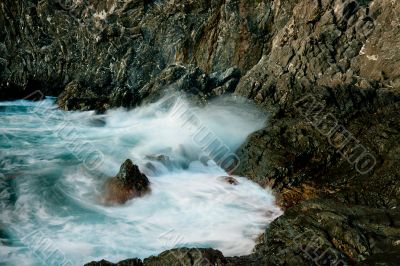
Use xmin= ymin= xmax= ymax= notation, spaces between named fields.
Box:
xmin=0 ymin=0 xmax=268 ymax=105
xmin=109 ymin=87 xmax=140 ymax=109
xmin=115 ymin=159 xmax=150 ymax=191
xmin=103 ymin=159 xmax=150 ymax=205
xmin=85 ymin=258 xmax=143 ymax=266
xmin=219 ymin=176 xmax=239 ymax=186
xmin=208 ymin=67 xmax=241 ymax=88
xmin=255 ymin=199 xmax=400 ymax=265
xmin=145 ymin=154 xmax=173 ymax=172
xmin=211 ymin=78 xmax=240 ymax=97
xmin=359 ymin=248 xmax=400 ymax=266
xmin=85 ymin=249 xmax=231 ymax=266
xmin=145 ymin=154 xmax=171 ymax=164
xmin=57 ymin=81 xmax=109 ymax=111
xmin=138 ymin=64 xmax=207 ymax=104
xmin=139 ymin=64 xmax=241 ymax=105
xmin=143 ymin=248 xmax=228 ymax=266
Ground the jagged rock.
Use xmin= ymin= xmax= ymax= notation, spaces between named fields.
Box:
xmin=103 ymin=159 xmax=150 ymax=205
xmin=57 ymin=81 xmax=109 ymax=111
xmin=85 ymin=258 xmax=143 ymax=266
xmin=208 ymin=67 xmax=241 ymax=88
xmin=229 ymin=2 xmax=400 ymax=263
xmin=139 ymin=64 xmax=242 ymax=104
xmin=256 ymin=199 xmax=400 ymax=265
xmin=359 ymin=248 xmax=400 ymax=266
xmin=0 ymin=0 xmax=268 ymax=104
xmin=115 ymin=159 xmax=149 ymax=191
xmin=143 ymin=248 xmax=228 ymax=266
xmin=84 ymin=249 xmax=231 ymax=266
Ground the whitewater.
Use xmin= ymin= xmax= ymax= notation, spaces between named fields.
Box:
xmin=0 ymin=94 xmax=282 ymax=265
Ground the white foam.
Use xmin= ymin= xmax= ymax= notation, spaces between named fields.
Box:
xmin=0 ymin=94 xmax=282 ymax=265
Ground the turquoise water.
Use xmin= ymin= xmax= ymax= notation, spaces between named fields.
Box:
xmin=0 ymin=95 xmax=281 ymax=265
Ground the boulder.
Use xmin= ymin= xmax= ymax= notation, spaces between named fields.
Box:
xmin=103 ymin=159 xmax=150 ymax=205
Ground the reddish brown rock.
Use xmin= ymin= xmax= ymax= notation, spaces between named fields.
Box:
xmin=103 ymin=159 xmax=150 ymax=205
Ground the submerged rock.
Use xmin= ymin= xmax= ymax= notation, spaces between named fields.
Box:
xmin=219 ymin=176 xmax=239 ymax=186
xmin=103 ymin=159 xmax=150 ymax=205
xmin=146 ymin=154 xmax=171 ymax=166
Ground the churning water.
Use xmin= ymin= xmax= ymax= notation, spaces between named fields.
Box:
xmin=0 ymin=95 xmax=282 ymax=265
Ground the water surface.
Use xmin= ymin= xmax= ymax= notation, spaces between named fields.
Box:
xmin=0 ymin=95 xmax=282 ymax=265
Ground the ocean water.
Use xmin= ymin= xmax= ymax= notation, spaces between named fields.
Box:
xmin=0 ymin=94 xmax=282 ymax=265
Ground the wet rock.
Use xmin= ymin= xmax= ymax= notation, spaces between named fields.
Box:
xmin=85 ymin=258 xmax=143 ymax=266
xmin=88 ymin=117 xmax=106 ymax=127
xmin=143 ymin=248 xmax=228 ymax=266
xmin=85 ymin=249 xmax=231 ymax=266
xmin=211 ymin=78 xmax=240 ymax=97
xmin=146 ymin=154 xmax=171 ymax=164
xmin=0 ymin=0 xmax=268 ymax=104
xmin=145 ymin=154 xmax=173 ymax=171
xmin=208 ymin=67 xmax=241 ymax=88
xmin=231 ymin=2 xmax=400 ymax=257
xmin=57 ymin=81 xmax=109 ymax=111
xmin=359 ymin=248 xmax=400 ymax=266
xmin=256 ymin=199 xmax=400 ymax=265
xmin=143 ymin=162 xmax=158 ymax=176
xmin=109 ymin=87 xmax=140 ymax=109
xmin=219 ymin=176 xmax=239 ymax=186
xmin=139 ymin=64 xmax=210 ymax=104
xmin=104 ymin=159 xmax=150 ymax=205
xmin=115 ymin=159 xmax=150 ymax=190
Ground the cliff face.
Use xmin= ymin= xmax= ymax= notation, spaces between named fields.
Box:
xmin=0 ymin=0 xmax=270 ymax=107
xmin=233 ymin=1 xmax=400 ymax=264
xmin=1 ymin=0 xmax=400 ymax=265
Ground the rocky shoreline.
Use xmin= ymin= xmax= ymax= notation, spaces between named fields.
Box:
xmin=1 ymin=0 xmax=399 ymax=265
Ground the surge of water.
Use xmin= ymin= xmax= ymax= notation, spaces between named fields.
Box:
xmin=0 ymin=95 xmax=282 ymax=265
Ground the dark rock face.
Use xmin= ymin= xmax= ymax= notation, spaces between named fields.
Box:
xmin=143 ymin=248 xmax=228 ymax=266
xmin=358 ymin=248 xmax=400 ymax=266
xmin=255 ymin=199 xmax=400 ymax=265
xmin=229 ymin=1 xmax=400 ymax=264
xmin=138 ymin=64 xmax=242 ymax=105
xmin=116 ymin=159 xmax=149 ymax=189
xmin=104 ymin=159 xmax=150 ymax=205
xmin=1 ymin=0 xmax=400 ymax=265
xmin=85 ymin=258 xmax=143 ymax=266
xmin=84 ymin=248 xmax=228 ymax=266
xmin=0 ymin=0 xmax=265 ymax=106
xmin=85 ymin=259 xmax=143 ymax=266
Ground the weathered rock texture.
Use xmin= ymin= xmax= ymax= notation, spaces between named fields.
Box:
xmin=85 ymin=248 xmax=229 ymax=266
xmin=1 ymin=0 xmax=399 ymax=265
xmin=0 ymin=0 xmax=266 ymax=108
